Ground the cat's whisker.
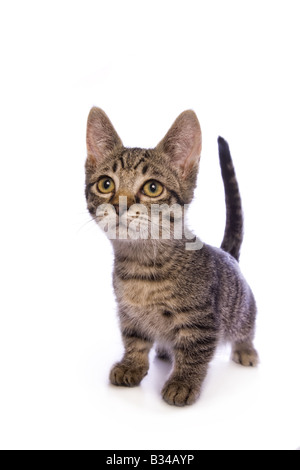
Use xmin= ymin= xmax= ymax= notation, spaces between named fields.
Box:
xmin=76 ymin=218 xmax=97 ymax=234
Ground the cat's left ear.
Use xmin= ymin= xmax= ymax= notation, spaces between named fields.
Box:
xmin=156 ymin=110 xmax=202 ymax=178
xmin=86 ymin=107 xmax=123 ymax=167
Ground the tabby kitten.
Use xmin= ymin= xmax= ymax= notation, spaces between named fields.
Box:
xmin=85 ymin=107 xmax=259 ymax=406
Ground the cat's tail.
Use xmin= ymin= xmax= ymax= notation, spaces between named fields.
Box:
xmin=218 ymin=136 xmax=243 ymax=262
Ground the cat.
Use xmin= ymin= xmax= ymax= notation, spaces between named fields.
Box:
xmin=85 ymin=107 xmax=259 ymax=406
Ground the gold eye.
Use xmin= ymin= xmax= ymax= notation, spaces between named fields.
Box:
xmin=142 ymin=180 xmax=164 ymax=198
xmin=97 ymin=176 xmax=115 ymax=194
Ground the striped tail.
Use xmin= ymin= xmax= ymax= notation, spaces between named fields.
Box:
xmin=218 ymin=137 xmax=243 ymax=262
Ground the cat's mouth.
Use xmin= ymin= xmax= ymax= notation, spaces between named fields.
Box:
xmin=118 ymin=213 xmax=153 ymax=239
xmin=95 ymin=207 xmax=176 ymax=241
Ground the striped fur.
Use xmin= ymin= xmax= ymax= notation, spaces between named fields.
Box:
xmin=218 ymin=137 xmax=243 ymax=261
xmin=85 ymin=108 xmax=259 ymax=406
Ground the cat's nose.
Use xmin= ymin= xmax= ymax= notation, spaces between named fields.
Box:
xmin=111 ymin=193 xmax=136 ymax=216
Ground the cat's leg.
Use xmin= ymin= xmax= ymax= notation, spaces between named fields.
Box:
xmin=110 ymin=326 xmax=153 ymax=387
xmin=231 ymin=339 xmax=259 ymax=367
xmin=155 ymin=344 xmax=172 ymax=361
xmin=162 ymin=345 xmax=216 ymax=406
xmin=162 ymin=320 xmax=218 ymax=406
xmin=230 ymin=295 xmax=259 ymax=367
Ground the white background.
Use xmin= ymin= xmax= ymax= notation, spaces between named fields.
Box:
xmin=0 ymin=0 xmax=299 ymax=450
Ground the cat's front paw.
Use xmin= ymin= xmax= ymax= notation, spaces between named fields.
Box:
xmin=110 ymin=362 xmax=148 ymax=387
xmin=162 ymin=380 xmax=199 ymax=406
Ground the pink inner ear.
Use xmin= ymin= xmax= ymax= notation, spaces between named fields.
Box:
xmin=86 ymin=107 xmax=123 ymax=163
xmin=182 ymin=130 xmax=202 ymax=177
xmin=156 ymin=110 xmax=202 ymax=177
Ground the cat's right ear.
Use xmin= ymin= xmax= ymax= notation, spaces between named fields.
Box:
xmin=86 ymin=107 xmax=123 ymax=167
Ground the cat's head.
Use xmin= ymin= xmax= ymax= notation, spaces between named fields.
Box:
xmin=85 ymin=108 xmax=202 ymax=241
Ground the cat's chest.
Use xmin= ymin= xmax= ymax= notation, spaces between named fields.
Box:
xmin=114 ymin=275 xmax=179 ymax=339
xmin=113 ymin=255 xmax=179 ymax=309
xmin=115 ymin=276 xmax=175 ymax=308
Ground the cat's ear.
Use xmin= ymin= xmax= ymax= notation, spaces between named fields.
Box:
xmin=86 ymin=107 xmax=123 ymax=166
xmin=156 ymin=110 xmax=202 ymax=178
